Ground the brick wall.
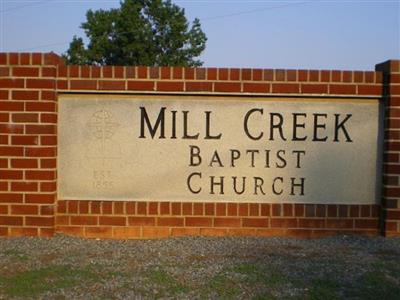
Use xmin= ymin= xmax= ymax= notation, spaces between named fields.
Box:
xmin=376 ymin=60 xmax=400 ymax=236
xmin=0 ymin=52 xmax=398 ymax=238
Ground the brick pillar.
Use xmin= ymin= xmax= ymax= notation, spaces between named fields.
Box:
xmin=0 ymin=53 xmax=62 ymax=237
xmin=376 ymin=60 xmax=400 ymax=236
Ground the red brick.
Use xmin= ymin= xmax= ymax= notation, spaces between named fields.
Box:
xmin=227 ymin=203 xmax=238 ymax=216
xmin=0 ymin=53 xmax=7 ymax=65
xmin=11 ymin=136 xmax=38 ymax=146
xmin=41 ymin=67 xmax=56 ymax=77
xmin=149 ymin=67 xmax=159 ymax=79
xmin=230 ymin=68 xmax=240 ymax=80
xmin=57 ymin=80 xmax=68 ymax=89
xmin=137 ymin=202 xmax=147 ymax=214
xmin=253 ymin=69 xmax=263 ymax=81
xmin=41 ymin=91 xmax=56 ymax=101
xmin=172 ymin=67 xmax=183 ymax=79
xmin=171 ymin=203 xmax=181 ymax=215
xmin=242 ymin=69 xmax=252 ymax=80
xmin=200 ymin=228 xmax=227 ymax=237
xmin=195 ymin=68 xmax=206 ymax=80
xmin=358 ymin=85 xmax=382 ymax=95
xmin=102 ymin=66 xmax=113 ymax=78
xmin=99 ymin=216 xmax=126 ymax=226
xmin=214 ymin=82 xmax=241 ymax=93
xmin=128 ymin=216 xmax=155 ymax=226
xmin=387 ymin=210 xmax=400 ymax=220
xmin=90 ymin=66 xmax=101 ymax=78
xmin=239 ymin=203 xmax=248 ymax=216
xmin=214 ymin=217 xmax=241 ymax=227
xmin=242 ymin=218 xmax=269 ymax=227
xmin=321 ymin=71 xmax=330 ymax=82
xmin=0 ymin=101 xmax=24 ymax=111
xmin=275 ymin=69 xmax=285 ymax=81
xmin=142 ymin=227 xmax=169 ymax=238
xmin=102 ymin=202 xmax=112 ymax=214
xmin=270 ymin=218 xmax=297 ymax=228
xmin=0 ymin=146 xmax=23 ymax=156
xmin=185 ymin=217 xmax=212 ymax=227
xmin=0 ymin=205 xmax=8 ymax=214
xmin=205 ymin=203 xmax=215 ymax=215
xmin=331 ymin=71 xmax=341 ymax=82
xmin=182 ymin=203 xmax=192 ymax=215
xmin=40 ymin=136 xmax=56 ymax=146
xmin=294 ymin=204 xmax=304 ymax=217
xmin=9 ymin=53 xmax=19 ymax=65
xmin=12 ymin=67 xmax=39 ymax=77
xmin=301 ymin=84 xmax=328 ymax=94
xmin=12 ymin=113 xmax=38 ymax=123
xmin=40 ymin=182 xmax=56 ymax=192
xmin=0 ymin=170 xmax=22 ymax=179
xmin=355 ymin=219 xmax=379 ymax=229
xmin=99 ymin=80 xmax=125 ymax=90
xmin=298 ymin=218 xmax=325 ymax=228
xmin=91 ymin=201 xmax=101 ymax=214
xmin=25 ymin=147 xmax=56 ymax=157
xmin=127 ymin=81 xmax=154 ymax=91
xmin=0 ymin=124 xmax=23 ymax=134
xmin=160 ymin=202 xmax=170 ymax=215
xmin=157 ymin=217 xmax=184 ymax=226
xmin=216 ymin=203 xmax=226 ymax=216
xmin=26 ymin=79 xmax=55 ymax=89
xmin=264 ymin=69 xmax=273 ymax=81
xmin=25 ymin=170 xmax=55 ymax=180
xmin=78 ymin=201 xmax=89 ymax=214
xmin=326 ymin=219 xmax=354 ymax=229
xmin=113 ymin=202 xmax=124 ymax=214
xmin=11 ymin=182 xmax=37 ymax=192
xmin=40 ymin=205 xmax=54 ymax=215
xmin=112 ymin=227 xmax=141 ymax=238
xmin=26 ymin=216 xmax=54 ymax=227
xmin=261 ymin=204 xmax=271 ymax=216
xmin=0 ymin=113 xmax=10 ymax=123
xmin=184 ymin=68 xmax=195 ymax=80
xmin=0 ymin=79 xmax=24 ymax=88
xmin=85 ymin=227 xmax=112 ymax=239
xmin=20 ymin=54 xmax=30 ymax=65
xmin=25 ymin=194 xmax=54 ymax=204
xmin=157 ymin=81 xmax=184 ymax=92
xmin=148 ymin=202 xmax=158 ymax=215
xmin=207 ymin=68 xmax=217 ymax=80
xmin=114 ymin=66 xmax=124 ymax=78
xmin=70 ymin=80 xmax=97 ymax=90
xmin=330 ymin=84 xmax=356 ymax=95
xmin=160 ymin=67 xmax=171 ymax=79
xmin=12 ymin=90 xmax=39 ymax=100
xmin=41 ymin=114 xmax=57 ymax=123
xmin=249 ymin=204 xmax=259 ymax=216
xmin=272 ymin=83 xmax=299 ymax=93
xmin=186 ymin=82 xmax=213 ymax=92
xmin=137 ymin=67 xmax=148 ymax=79
xmin=0 ymin=216 xmax=23 ymax=226
xmin=309 ymin=70 xmax=319 ymax=81
xmin=193 ymin=203 xmax=203 ymax=215
xmin=272 ymin=204 xmax=281 ymax=216
xmin=171 ymin=228 xmax=200 ymax=237
xmin=26 ymin=102 xmax=56 ymax=112
xmin=0 ymin=193 xmax=23 ymax=203
xmin=11 ymin=205 xmax=38 ymax=215
xmin=243 ymin=83 xmax=269 ymax=93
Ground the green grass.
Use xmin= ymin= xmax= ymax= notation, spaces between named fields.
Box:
xmin=0 ymin=265 xmax=99 ymax=298
xmin=145 ymin=268 xmax=189 ymax=297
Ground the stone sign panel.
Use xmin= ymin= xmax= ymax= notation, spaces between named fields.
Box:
xmin=58 ymin=94 xmax=381 ymax=204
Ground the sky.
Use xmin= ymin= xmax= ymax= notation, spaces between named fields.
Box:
xmin=0 ymin=0 xmax=399 ymax=70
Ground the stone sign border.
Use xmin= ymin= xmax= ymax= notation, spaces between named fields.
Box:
xmin=0 ymin=52 xmax=398 ymax=238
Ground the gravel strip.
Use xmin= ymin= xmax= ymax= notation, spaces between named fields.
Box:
xmin=0 ymin=235 xmax=399 ymax=299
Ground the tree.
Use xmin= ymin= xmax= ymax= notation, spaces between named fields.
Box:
xmin=63 ymin=0 xmax=207 ymax=67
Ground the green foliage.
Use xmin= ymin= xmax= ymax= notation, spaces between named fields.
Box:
xmin=0 ymin=265 xmax=99 ymax=297
xmin=63 ymin=0 xmax=207 ymax=66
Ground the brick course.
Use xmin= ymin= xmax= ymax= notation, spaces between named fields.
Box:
xmin=0 ymin=52 xmax=398 ymax=238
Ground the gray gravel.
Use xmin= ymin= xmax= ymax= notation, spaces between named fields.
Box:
xmin=0 ymin=234 xmax=400 ymax=299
